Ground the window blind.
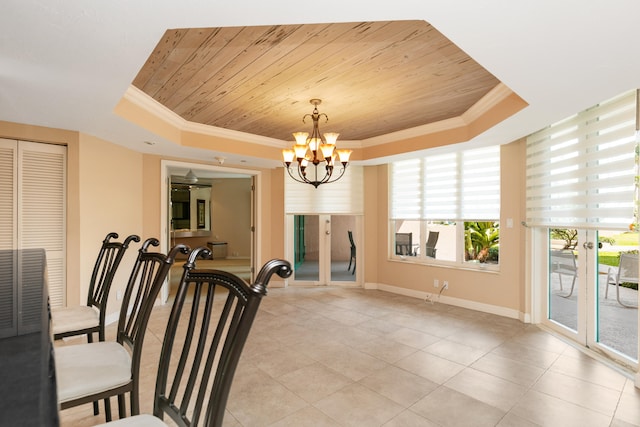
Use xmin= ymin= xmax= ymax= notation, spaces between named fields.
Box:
xmin=284 ymin=165 xmax=363 ymax=214
xmin=390 ymin=159 xmax=421 ymax=219
xmin=390 ymin=146 xmax=501 ymax=221
xmin=526 ymin=89 xmax=636 ymax=229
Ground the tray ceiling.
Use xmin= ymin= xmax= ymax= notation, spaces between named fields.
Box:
xmin=132 ymin=20 xmax=501 ymax=141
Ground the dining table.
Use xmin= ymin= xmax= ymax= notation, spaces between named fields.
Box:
xmin=0 ymin=248 xmax=59 ymax=426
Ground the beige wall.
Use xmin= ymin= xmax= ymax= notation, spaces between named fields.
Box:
xmin=1 ymin=119 xmax=529 ymax=321
xmin=77 ymin=133 xmax=144 ymax=315
xmin=369 ymin=140 xmax=527 ymax=315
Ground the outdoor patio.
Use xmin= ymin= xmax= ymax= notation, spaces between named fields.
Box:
xmin=550 ymin=271 xmax=638 ymax=360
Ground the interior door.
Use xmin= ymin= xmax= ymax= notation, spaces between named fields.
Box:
xmin=289 ymin=214 xmax=358 ymax=285
xmin=545 ymin=228 xmax=638 ymax=366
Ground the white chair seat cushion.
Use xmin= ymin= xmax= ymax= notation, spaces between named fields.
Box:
xmin=51 ymin=305 xmax=99 ymax=335
xmin=93 ymin=414 xmax=168 ymax=427
xmin=55 ymin=341 xmax=131 ymax=402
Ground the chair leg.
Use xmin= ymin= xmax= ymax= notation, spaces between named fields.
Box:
xmin=104 ymin=397 xmax=112 ymax=422
xmin=561 ymin=274 xmax=577 ymax=298
xmin=118 ymin=394 xmax=126 ymax=419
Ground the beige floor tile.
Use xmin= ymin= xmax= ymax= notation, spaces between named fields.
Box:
xmin=445 ymin=367 xmax=528 ymax=412
xmin=382 ymin=409 xmax=440 ymax=426
xmin=510 ymin=390 xmax=612 ymax=427
xmin=490 ymin=340 xmax=561 ymax=369
xmin=395 ymin=350 xmax=465 ymax=384
xmin=385 ymin=326 xmax=441 ymax=349
xmin=424 ymin=338 xmax=488 ymax=365
xmin=495 ymin=412 xmax=542 ymax=426
xmin=471 ymin=352 xmax=545 ymax=387
xmin=314 ymin=383 xmax=405 ymax=426
xmin=352 ymin=336 xmax=418 ymax=363
xmin=410 ymin=386 xmax=506 ymax=427
xmin=612 ymin=380 xmax=640 ymax=426
xmin=549 ymin=353 xmax=628 ymax=391
xmin=268 ymin=406 xmax=342 ymax=427
xmin=252 ymin=347 xmax=315 ymax=378
xmin=226 ymin=364 xmax=308 ymax=427
xmin=277 ymin=362 xmax=353 ymax=403
xmin=58 ymin=286 xmax=637 ymax=427
xmin=532 ymin=370 xmax=620 ymax=416
xmin=358 ymin=365 xmax=438 ymax=406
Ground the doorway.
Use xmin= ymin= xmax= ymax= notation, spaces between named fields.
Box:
xmin=288 ymin=214 xmax=360 ymax=285
xmin=160 ymin=160 xmax=259 ymax=302
xmin=544 ymin=227 xmax=638 ymax=366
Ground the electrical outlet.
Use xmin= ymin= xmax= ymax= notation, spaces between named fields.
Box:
xmin=433 ymin=279 xmax=439 ymax=288
xmin=443 ymin=281 xmax=449 ymax=290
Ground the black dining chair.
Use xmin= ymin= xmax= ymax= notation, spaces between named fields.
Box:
xmin=52 ymin=232 xmax=140 ymax=343
xmin=93 ymin=247 xmax=292 ymax=427
xmin=55 ymin=239 xmax=189 ymax=422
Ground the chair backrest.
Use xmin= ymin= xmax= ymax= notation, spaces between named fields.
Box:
xmin=348 ymin=230 xmax=355 ymax=249
xmin=153 ymin=247 xmax=292 ymax=427
xmin=117 ymin=238 xmax=190 ymax=407
xmin=617 ymin=253 xmax=639 ymax=283
xmin=425 ymin=231 xmax=439 ymax=257
xmin=395 ymin=232 xmax=412 ymax=255
xmin=426 ymin=231 xmax=439 ymax=248
xmin=550 ymin=250 xmax=577 ymax=273
xmin=87 ymin=232 xmax=140 ymax=313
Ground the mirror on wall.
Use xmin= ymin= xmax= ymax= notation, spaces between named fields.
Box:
xmin=170 ymin=183 xmax=211 ymax=237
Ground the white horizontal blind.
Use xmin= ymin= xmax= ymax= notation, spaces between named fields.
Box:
xmin=526 ymin=89 xmax=636 ymax=229
xmin=462 ymin=146 xmax=501 ymax=219
xmin=284 ymin=165 xmax=363 ymax=214
xmin=390 ymin=159 xmax=421 ymax=219
xmin=390 ymin=146 xmax=500 ymax=221
xmin=424 ymin=152 xmax=459 ymax=219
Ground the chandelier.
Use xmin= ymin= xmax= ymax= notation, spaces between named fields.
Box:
xmin=282 ymin=99 xmax=352 ymax=188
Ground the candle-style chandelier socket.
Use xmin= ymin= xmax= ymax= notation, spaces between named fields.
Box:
xmin=282 ymin=99 xmax=352 ymax=188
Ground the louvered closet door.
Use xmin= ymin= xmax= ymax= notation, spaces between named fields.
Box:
xmin=0 ymin=139 xmax=18 ymax=336
xmin=18 ymin=141 xmax=66 ymax=308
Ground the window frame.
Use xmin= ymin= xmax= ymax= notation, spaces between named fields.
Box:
xmin=389 ymin=145 xmax=501 ymax=271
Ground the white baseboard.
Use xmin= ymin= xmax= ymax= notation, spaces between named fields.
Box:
xmin=364 ymin=281 xmax=525 ymax=321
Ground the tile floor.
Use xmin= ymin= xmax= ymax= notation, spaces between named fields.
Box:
xmin=59 ymin=286 xmax=640 ymax=427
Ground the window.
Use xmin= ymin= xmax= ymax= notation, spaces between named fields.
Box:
xmin=390 ymin=145 xmax=500 ymax=268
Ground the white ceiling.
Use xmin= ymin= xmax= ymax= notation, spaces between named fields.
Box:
xmin=3 ymin=1 xmax=640 ymax=170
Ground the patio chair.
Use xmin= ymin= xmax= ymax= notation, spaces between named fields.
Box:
xmin=605 ymin=253 xmax=638 ymax=308
xmin=395 ymin=232 xmax=413 ymax=256
xmin=550 ymin=249 xmax=577 ymax=297
xmin=93 ymin=249 xmax=293 ymax=427
xmin=425 ymin=231 xmax=439 ymax=258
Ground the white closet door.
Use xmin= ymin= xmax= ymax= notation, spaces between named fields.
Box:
xmin=0 ymin=139 xmax=18 ymax=336
xmin=0 ymin=139 xmax=18 ymax=249
xmin=18 ymin=141 xmax=67 ymax=307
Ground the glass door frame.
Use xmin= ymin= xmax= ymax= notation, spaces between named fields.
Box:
xmin=285 ymin=213 xmax=362 ymax=287
xmin=536 ymin=227 xmax=639 ymax=370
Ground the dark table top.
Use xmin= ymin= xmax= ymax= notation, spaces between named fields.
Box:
xmin=0 ymin=249 xmax=59 ymax=427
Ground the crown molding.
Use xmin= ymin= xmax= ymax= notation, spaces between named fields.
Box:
xmin=123 ymin=85 xmax=287 ymax=148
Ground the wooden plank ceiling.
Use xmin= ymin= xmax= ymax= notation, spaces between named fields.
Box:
xmin=133 ymin=20 xmax=501 ymax=141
